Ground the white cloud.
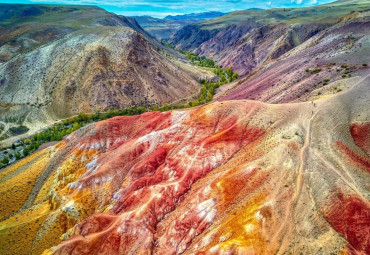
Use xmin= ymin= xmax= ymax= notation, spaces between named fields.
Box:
xmin=291 ymin=0 xmax=303 ymax=4
xmin=29 ymin=0 xmax=125 ymax=7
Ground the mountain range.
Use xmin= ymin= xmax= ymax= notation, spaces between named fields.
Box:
xmin=0 ymin=1 xmax=369 ymax=254
xmin=131 ymin=12 xmax=226 ymax=40
xmin=169 ymin=0 xmax=370 ymax=104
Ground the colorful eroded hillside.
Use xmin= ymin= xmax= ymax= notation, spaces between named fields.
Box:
xmin=0 ymin=74 xmax=369 ymax=255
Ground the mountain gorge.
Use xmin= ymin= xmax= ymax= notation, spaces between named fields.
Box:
xmin=218 ymin=13 xmax=370 ymax=103
xmin=170 ymin=0 xmax=370 ymax=103
xmin=0 ymin=1 xmax=369 ymax=255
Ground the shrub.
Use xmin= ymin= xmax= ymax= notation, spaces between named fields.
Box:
xmin=161 ymin=40 xmax=174 ymax=49
xmin=1 ymin=156 xmax=9 ymax=165
xmin=310 ymin=68 xmax=321 ymax=74
xmin=206 ymin=92 xmax=213 ymax=102
xmin=231 ymin=72 xmax=239 ymax=81
xmin=23 ymin=148 xmax=29 ymax=157
xmin=72 ymin=122 xmax=81 ymax=131
xmin=9 ymin=125 xmax=29 ymax=135
xmin=15 ymin=152 xmax=21 ymax=160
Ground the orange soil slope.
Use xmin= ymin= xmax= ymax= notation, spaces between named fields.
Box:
xmin=0 ymin=76 xmax=369 ymax=255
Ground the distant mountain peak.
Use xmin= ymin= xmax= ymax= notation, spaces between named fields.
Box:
xmin=163 ymin=11 xmax=226 ymax=21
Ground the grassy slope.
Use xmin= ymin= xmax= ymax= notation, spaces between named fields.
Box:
xmin=0 ymin=4 xmax=121 ymax=58
xmin=196 ymin=0 xmax=370 ymax=30
xmin=0 ymin=4 xmax=108 ymax=26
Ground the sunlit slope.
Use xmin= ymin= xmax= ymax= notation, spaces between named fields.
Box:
xmin=0 ymin=74 xmax=369 ymax=254
xmin=198 ymin=0 xmax=369 ymax=29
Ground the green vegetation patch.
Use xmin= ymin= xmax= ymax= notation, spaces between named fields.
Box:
xmin=161 ymin=40 xmax=174 ymax=49
xmin=9 ymin=126 xmax=29 ymax=135
xmin=310 ymin=68 xmax=322 ymax=75
xmin=179 ymin=49 xmax=216 ymax=68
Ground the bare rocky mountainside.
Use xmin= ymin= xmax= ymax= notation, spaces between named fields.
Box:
xmin=0 ymin=4 xmax=210 ymax=137
xmin=170 ymin=0 xmax=370 ymax=103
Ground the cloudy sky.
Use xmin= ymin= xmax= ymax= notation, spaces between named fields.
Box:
xmin=0 ymin=0 xmax=336 ymax=18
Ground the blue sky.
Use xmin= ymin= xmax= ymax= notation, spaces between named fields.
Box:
xmin=0 ymin=0 xmax=336 ymax=18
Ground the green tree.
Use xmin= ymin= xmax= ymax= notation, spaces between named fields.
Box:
xmin=206 ymin=92 xmax=213 ymax=102
xmin=23 ymin=148 xmax=30 ymax=157
xmin=161 ymin=103 xmax=169 ymax=112
xmin=76 ymin=112 xmax=89 ymax=122
xmin=231 ymin=73 xmax=239 ymax=81
xmin=15 ymin=151 xmax=21 ymax=160
xmin=73 ymin=122 xmax=81 ymax=131
xmin=1 ymin=156 xmax=9 ymax=165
